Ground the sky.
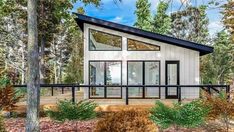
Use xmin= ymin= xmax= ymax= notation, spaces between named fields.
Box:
xmin=72 ymin=0 xmax=225 ymax=37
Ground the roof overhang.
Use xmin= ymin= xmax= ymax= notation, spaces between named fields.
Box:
xmin=73 ymin=13 xmax=213 ymax=56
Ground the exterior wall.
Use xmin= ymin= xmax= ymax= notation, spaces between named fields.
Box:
xmin=83 ymin=23 xmax=200 ymax=100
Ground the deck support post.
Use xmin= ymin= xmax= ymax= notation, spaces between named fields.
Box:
xmin=51 ymin=87 xmax=54 ymax=96
xmin=72 ymin=85 xmax=75 ymax=103
xmin=62 ymin=87 xmax=64 ymax=94
xmin=178 ymin=86 xmax=181 ymax=103
xmin=226 ymin=85 xmax=230 ymax=100
xmin=126 ymin=87 xmax=129 ymax=105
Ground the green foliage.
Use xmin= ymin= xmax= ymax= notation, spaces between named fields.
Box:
xmin=0 ymin=114 xmax=6 ymax=132
xmin=221 ymin=1 xmax=234 ymax=43
xmin=152 ymin=1 xmax=171 ymax=35
xmin=177 ymin=100 xmax=210 ymax=128
xmin=46 ymin=99 xmax=98 ymax=121
xmin=134 ymin=0 xmax=152 ymax=31
xmin=150 ymin=100 xmax=209 ymax=129
xmin=201 ymin=30 xmax=234 ymax=84
xmin=150 ymin=101 xmax=179 ymax=129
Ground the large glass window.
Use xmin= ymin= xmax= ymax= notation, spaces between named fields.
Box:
xmin=89 ymin=61 xmax=122 ymax=98
xmin=144 ymin=62 xmax=160 ymax=98
xmin=89 ymin=29 xmax=122 ymax=51
xmin=127 ymin=39 xmax=160 ymax=51
xmin=128 ymin=62 xmax=143 ymax=98
xmin=127 ymin=61 xmax=160 ymax=98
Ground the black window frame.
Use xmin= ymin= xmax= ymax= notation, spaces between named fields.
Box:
xmin=88 ymin=29 xmax=123 ymax=51
xmin=127 ymin=60 xmax=161 ymax=99
xmin=89 ymin=60 xmax=122 ymax=99
xmin=127 ymin=38 xmax=161 ymax=51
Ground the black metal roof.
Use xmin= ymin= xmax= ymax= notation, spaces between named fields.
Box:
xmin=73 ymin=13 xmax=213 ymax=56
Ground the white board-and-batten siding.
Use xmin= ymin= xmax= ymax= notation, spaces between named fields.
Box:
xmin=83 ymin=23 xmax=200 ymax=99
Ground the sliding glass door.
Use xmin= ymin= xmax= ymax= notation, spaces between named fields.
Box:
xmin=127 ymin=61 xmax=160 ymax=98
xmin=89 ymin=61 xmax=122 ymax=98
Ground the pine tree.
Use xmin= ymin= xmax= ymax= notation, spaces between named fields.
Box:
xmin=222 ymin=1 xmax=234 ymax=43
xmin=152 ymin=1 xmax=171 ymax=35
xmin=171 ymin=6 xmax=209 ymax=44
xmin=134 ymin=0 xmax=152 ymax=31
xmin=201 ymin=31 xmax=234 ymax=84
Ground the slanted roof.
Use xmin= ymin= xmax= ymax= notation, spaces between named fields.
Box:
xmin=73 ymin=13 xmax=213 ymax=56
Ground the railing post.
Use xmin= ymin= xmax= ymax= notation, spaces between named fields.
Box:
xmin=51 ymin=87 xmax=54 ymax=96
xmin=178 ymin=86 xmax=181 ymax=103
xmin=208 ymin=86 xmax=211 ymax=94
xmin=126 ymin=87 xmax=128 ymax=105
xmin=226 ymin=85 xmax=230 ymax=100
xmin=62 ymin=86 xmax=64 ymax=94
xmin=72 ymin=85 xmax=75 ymax=103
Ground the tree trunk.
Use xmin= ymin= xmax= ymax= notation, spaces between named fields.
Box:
xmin=40 ymin=35 xmax=46 ymax=84
xmin=26 ymin=0 xmax=40 ymax=131
xmin=39 ymin=0 xmax=45 ymax=84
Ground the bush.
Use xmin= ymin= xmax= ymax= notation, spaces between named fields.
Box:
xmin=46 ymin=99 xmax=97 ymax=121
xmin=0 ymin=114 xmax=6 ymax=132
xmin=0 ymin=77 xmax=22 ymax=111
xmin=150 ymin=100 xmax=209 ymax=130
xmin=202 ymin=91 xmax=234 ymax=132
xmin=95 ymin=109 xmax=157 ymax=132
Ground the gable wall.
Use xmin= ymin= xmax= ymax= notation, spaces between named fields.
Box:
xmin=83 ymin=24 xmax=200 ymax=99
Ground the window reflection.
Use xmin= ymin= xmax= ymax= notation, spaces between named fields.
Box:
xmin=89 ymin=29 xmax=122 ymax=50
xmin=127 ymin=39 xmax=160 ymax=51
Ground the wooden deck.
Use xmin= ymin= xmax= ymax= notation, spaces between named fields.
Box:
xmin=14 ymin=91 xmax=178 ymax=114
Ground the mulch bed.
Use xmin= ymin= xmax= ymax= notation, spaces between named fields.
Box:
xmin=4 ymin=118 xmax=98 ymax=132
xmin=4 ymin=117 xmax=234 ymax=132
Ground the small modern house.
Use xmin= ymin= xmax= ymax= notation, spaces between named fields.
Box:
xmin=74 ymin=14 xmax=213 ymax=101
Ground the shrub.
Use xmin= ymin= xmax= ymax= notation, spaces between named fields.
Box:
xmin=46 ymin=99 xmax=97 ymax=121
xmin=202 ymin=91 xmax=234 ymax=132
xmin=177 ymin=100 xmax=210 ymax=128
xmin=0 ymin=77 xmax=22 ymax=111
xmin=150 ymin=100 xmax=209 ymax=130
xmin=95 ymin=109 xmax=157 ymax=132
xmin=0 ymin=114 xmax=6 ymax=132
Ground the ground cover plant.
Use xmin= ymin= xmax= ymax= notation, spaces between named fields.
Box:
xmin=45 ymin=99 xmax=98 ymax=121
xmin=150 ymin=100 xmax=209 ymax=130
xmin=95 ymin=108 xmax=157 ymax=132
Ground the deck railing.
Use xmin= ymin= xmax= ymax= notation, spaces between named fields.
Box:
xmin=13 ymin=84 xmax=230 ymax=105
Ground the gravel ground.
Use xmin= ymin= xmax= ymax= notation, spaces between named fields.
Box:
xmin=4 ymin=118 xmax=98 ymax=132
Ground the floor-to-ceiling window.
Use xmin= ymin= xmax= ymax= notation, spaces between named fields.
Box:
xmin=89 ymin=61 xmax=122 ymax=98
xmin=127 ymin=61 xmax=160 ymax=98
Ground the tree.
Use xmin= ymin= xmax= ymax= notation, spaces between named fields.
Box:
xmin=152 ymin=1 xmax=171 ymax=35
xmin=222 ymin=1 xmax=234 ymax=43
xmin=134 ymin=0 xmax=152 ymax=31
xmin=171 ymin=5 xmax=209 ymax=44
xmin=201 ymin=31 xmax=234 ymax=84
xmin=26 ymin=0 xmax=40 ymax=131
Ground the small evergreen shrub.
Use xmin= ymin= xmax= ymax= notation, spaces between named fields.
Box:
xmin=46 ymin=99 xmax=97 ymax=121
xmin=95 ymin=109 xmax=157 ymax=132
xmin=150 ymin=100 xmax=209 ymax=130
